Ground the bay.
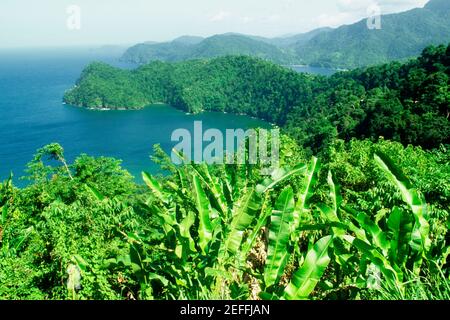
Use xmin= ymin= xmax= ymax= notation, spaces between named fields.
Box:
xmin=0 ymin=48 xmax=335 ymax=186
xmin=0 ymin=48 xmax=268 ymax=186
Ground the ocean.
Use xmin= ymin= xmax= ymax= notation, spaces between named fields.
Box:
xmin=0 ymin=48 xmax=269 ymax=185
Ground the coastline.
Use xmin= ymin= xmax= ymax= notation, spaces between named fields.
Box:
xmin=63 ymin=102 xmax=275 ymax=127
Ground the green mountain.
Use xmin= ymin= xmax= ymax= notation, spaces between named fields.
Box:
xmin=120 ymin=41 xmax=194 ymax=64
xmin=121 ymin=0 xmax=450 ymax=68
xmin=293 ymin=0 xmax=450 ymax=68
xmin=121 ymin=34 xmax=296 ymax=64
xmin=215 ymin=29 xmax=334 ymax=48
xmin=425 ymin=0 xmax=450 ymax=11
xmin=66 ymin=44 xmax=450 ymax=150
xmin=267 ymin=27 xmax=333 ymax=47
xmin=171 ymin=35 xmax=204 ymax=45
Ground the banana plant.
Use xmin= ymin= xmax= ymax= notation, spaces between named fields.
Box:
xmin=259 ymin=158 xmax=336 ymax=300
xmin=120 ymin=150 xmax=438 ymax=300
xmin=264 ymin=186 xmax=295 ymax=288
xmin=292 ymin=157 xmax=320 ymax=232
xmin=317 ymin=152 xmax=434 ymax=295
xmin=374 ymin=152 xmax=431 ymax=274
xmin=129 ymin=152 xmax=311 ymax=299
xmin=284 ymin=235 xmax=333 ymax=299
xmin=225 ymin=187 xmax=261 ymax=255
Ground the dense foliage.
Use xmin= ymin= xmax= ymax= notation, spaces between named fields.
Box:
xmin=0 ymin=137 xmax=448 ymax=300
xmin=294 ymin=0 xmax=450 ymax=68
xmin=65 ymin=44 xmax=450 ymax=150
xmin=120 ymin=0 xmax=450 ymax=68
xmin=3 ymin=34 xmax=449 ymax=301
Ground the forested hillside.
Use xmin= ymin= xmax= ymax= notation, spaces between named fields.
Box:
xmin=65 ymin=44 xmax=450 ymax=151
xmin=121 ymin=34 xmax=296 ymax=65
xmin=120 ymin=0 xmax=450 ymax=68
xmin=1 ymin=135 xmax=448 ymax=300
xmin=1 ymin=0 xmax=449 ymax=304
xmin=295 ymin=0 xmax=450 ymax=68
xmin=2 ymin=40 xmax=448 ymax=302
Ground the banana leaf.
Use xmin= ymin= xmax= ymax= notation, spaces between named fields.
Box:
xmin=226 ymin=187 xmax=261 ymax=255
xmin=355 ymin=211 xmax=390 ymax=254
xmin=318 ymin=171 xmax=345 ymax=236
xmin=293 ymin=157 xmax=320 ymax=230
xmin=176 ymin=211 xmax=197 ymax=260
xmin=342 ymin=235 xmax=401 ymax=291
xmin=142 ymin=172 xmax=169 ymax=204
xmin=192 ymin=175 xmax=213 ymax=254
xmin=264 ymin=187 xmax=295 ymax=288
xmin=257 ymin=164 xmax=306 ymax=194
xmin=191 ymin=163 xmax=228 ymax=217
xmin=240 ymin=193 xmax=271 ymax=259
xmin=284 ymin=235 xmax=333 ymax=300
xmin=387 ymin=206 xmax=413 ymax=268
xmin=374 ymin=152 xmax=431 ymax=273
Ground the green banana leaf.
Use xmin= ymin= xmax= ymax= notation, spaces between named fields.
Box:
xmin=318 ymin=171 xmax=345 ymax=236
xmin=257 ymin=164 xmax=306 ymax=194
xmin=293 ymin=157 xmax=320 ymax=230
xmin=142 ymin=172 xmax=168 ymax=204
xmin=355 ymin=211 xmax=390 ymax=254
xmin=327 ymin=171 xmax=342 ymax=215
xmin=192 ymin=175 xmax=213 ymax=254
xmin=387 ymin=206 xmax=413 ymax=268
xmin=192 ymin=163 xmax=228 ymax=217
xmin=342 ymin=235 xmax=401 ymax=291
xmin=284 ymin=235 xmax=333 ymax=300
xmin=176 ymin=211 xmax=197 ymax=260
xmin=226 ymin=187 xmax=261 ymax=255
xmin=264 ymin=187 xmax=295 ymax=288
xmin=240 ymin=194 xmax=271 ymax=259
xmin=374 ymin=152 xmax=431 ymax=271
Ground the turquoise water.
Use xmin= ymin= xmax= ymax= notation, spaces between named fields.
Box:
xmin=0 ymin=48 xmax=268 ymax=185
xmin=289 ymin=65 xmax=337 ymax=76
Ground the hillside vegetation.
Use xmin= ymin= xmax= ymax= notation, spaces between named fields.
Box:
xmin=1 ymin=40 xmax=448 ymax=301
xmin=295 ymin=0 xmax=450 ymax=68
xmin=0 ymin=137 xmax=448 ymax=300
xmin=121 ymin=34 xmax=297 ymax=65
xmin=65 ymin=44 xmax=450 ymax=151
xmin=120 ymin=0 xmax=450 ymax=68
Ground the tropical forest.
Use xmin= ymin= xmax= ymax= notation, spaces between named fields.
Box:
xmin=0 ymin=0 xmax=449 ymax=303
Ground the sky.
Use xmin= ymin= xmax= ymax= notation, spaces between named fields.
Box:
xmin=0 ymin=0 xmax=430 ymax=48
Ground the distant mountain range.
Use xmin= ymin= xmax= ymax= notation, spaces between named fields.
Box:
xmin=121 ymin=0 xmax=450 ymax=68
xmin=121 ymin=33 xmax=299 ymax=65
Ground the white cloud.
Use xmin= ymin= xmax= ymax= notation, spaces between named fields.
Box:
xmin=337 ymin=0 xmax=374 ymax=12
xmin=283 ymin=0 xmax=295 ymax=10
xmin=263 ymin=14 xmax=281 ymax=22
xmin=0 ymin=0 xmax=433 ymax=47
xmin=241 ymin=16 xmax=254 ymax=24
xmin=377 ymin=0 xmax=428 ymax=13
xmin=317 ymin=12 xmax=355 ymax=27
xmin=317 ymin=0 xmax=427 ymax=28
xmin=337 ymin=0 xmax=427 ymax=14
xmin=209 ymin=10 xmax=231 ymax=22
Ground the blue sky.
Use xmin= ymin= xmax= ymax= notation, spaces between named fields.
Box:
xmin=0 ymin=0 xmax=429 ymax=48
